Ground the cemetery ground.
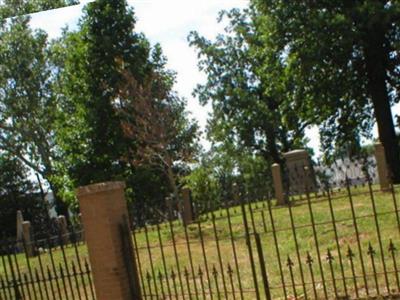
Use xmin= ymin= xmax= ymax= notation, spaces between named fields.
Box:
xmin=1 ymin=184 xmax=400 ymax=299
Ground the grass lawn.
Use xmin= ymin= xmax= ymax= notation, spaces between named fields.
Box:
xmin=0 ymin=235 xmax=93 ymax=299
xmin=133 ymin=184 xmax=400 ymax=299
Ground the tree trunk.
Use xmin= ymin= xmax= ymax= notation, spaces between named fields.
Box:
xmin=364 ymin=25 xmax=400 ymax=183
xmin=263 ymin=121 xmax=289 ymax=204
xmin=164 ymin=155 xmax=180 ymax=217
xmin=48 ymin=182 xmax=70 ymax=220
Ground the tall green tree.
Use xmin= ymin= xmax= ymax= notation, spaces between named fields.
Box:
xmin=52 ymin=0 xmax=199 ymax=215
xmin=52 ymin=0 xmax=153 ymax=186
xmin=188 ymin=9 xmax=308 ymax=165
xmin=0 ymin=16 xmax=69 ymax=215
xmin=253 ymin=0 xmax=400 ymax=181
xmin=78 ymin=0 xmax=151 ymax=184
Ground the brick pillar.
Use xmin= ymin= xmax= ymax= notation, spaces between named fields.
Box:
xmin=182 ymin=188 xmax=194 ymax=226
xmin=271 ymin=163 xmax=285 ymax=205
xmin=374 ymin=143 xmax=390 ymax=191
xmin=22 ymin=221 xmax=34 ymax=257
xmin=76 ymin=181 xmax=141 ymax=300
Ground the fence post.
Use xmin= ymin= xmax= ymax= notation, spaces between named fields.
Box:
xmin=22 ymin=221 xmax=34 ymax=257
xmin=182 ymin=188 xmax=194 ymax=226
xmin=271 ymin=163 xmax=286 ymax=205
xmin=374 ymin=143 xmax=390 ymax=191
xmin=76 ymin=181 xmax=142 ymax=300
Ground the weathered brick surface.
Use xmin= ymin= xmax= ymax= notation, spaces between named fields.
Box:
xmin=76 ymin=182 xmax=132 ymax=300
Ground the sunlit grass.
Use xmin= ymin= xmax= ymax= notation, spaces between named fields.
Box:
xmin=1 ymin=184 xmax=400 ymax=299
xmin=133 ymin=185 xmax=400 ymax=299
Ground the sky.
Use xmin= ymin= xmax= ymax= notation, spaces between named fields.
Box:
xmin=27 ymin=0 xmax=399 ymax=158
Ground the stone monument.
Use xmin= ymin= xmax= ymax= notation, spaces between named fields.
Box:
xmin=57 ymin=215 xmax=69 ymax=244
xmin=16 ymin=210 xmax=24 ymax=251
xmin=22 ymin=221 xmax=34 ymax=257
xmin=271 ymin=163 xmax=286 ymax=205
xmin=283 ymin=149 xmax=317 ymax=194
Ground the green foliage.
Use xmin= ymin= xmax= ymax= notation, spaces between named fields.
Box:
xmin=252 ymin=0 xmax=400 ymax=178
xmin=0 ymin=0 xmax=199 ymax=219
xmin=185 ymin=144 xmax=273 ymax=213
xmin=49 ymin=0 xmax=199 ymax=213
xmin=0 ymin=15 xmax=71 ymax=214
xmin=0 ymin=0 xmax=79 ymax=19
xmin=188 ymin=8 xmax=308 ymax=164
xmin=0 ymin=154 xmax=49 ymax=238
xmin=185 ymin=161 xmax=221 ymax=213
xmin=71 ymin=0 xmax=151 ymax=184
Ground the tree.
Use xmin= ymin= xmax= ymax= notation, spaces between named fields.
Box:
xmin=0 ymin=16 xmax=69 ymax=215
xmin=118 ymin=45 xmax=200 ymax=209
xmin=253 ymin=0 xmax=400 ymax=181
xmin=185 ymin=158 xmax=222 ymax=214
xmin=188 ymin=9 xmax=308 ymax=166
xmin=0 ymin=153 xmax=49 ymax=239
xmin=52 ymin=0 xmax=155 ymax=186
xmin=185 ymin=142 xmax=273 ymax=214
xmin=52 ymin=0 xmax=199 ymax=217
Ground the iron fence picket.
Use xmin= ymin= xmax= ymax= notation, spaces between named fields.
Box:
xmin=0 ymin=229 xmax=94 ymax=300
xmin=2 ymin=161 xmax=395 ymax=299
xmin=345 ymin=176 xmax=370 ymax=296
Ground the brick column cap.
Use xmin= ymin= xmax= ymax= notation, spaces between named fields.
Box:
xmin=76 ymin=181 xmax=125 ymax=197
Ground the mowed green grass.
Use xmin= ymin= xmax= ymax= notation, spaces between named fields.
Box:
xmin=0 ymin=236 xmax=92 ymax=299
xmin=1 ymin=184 xmax=400 ymax=299
xmin=133 ymin=185 xmax=400 ymax=299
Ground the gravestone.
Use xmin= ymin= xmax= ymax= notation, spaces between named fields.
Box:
xmin=271 ymin=163 xmax=286 ymax=205
xmin=57 ymin=215 xmax=69 ymax=245
xmin=283 ymin=149 xmax=317 ymax=194
xmin=16 ymin=210 xmax=24 ymax=251
xmin=374 ymin=143 xmax=390 ymax=191
xmin=22 ymin=221 xmax=34 ymax=257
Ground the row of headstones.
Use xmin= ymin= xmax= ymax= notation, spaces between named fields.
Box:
xmin=16 ymin=210 xmax=70 ymax=257
xmin=272 ymin=143 xmax=390 ymax=205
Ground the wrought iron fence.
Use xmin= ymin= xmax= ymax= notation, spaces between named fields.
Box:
xmin=0 ymin=227 xmax=95 ymax=300
xmin=129 ymin=163 xmax=400 ymax=299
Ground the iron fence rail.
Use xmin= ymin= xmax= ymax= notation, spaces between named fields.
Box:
xmin=0 ymin=228 xmax=95 ymax=300
xmin=130 ymin=165 xmax=400 ymax=299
